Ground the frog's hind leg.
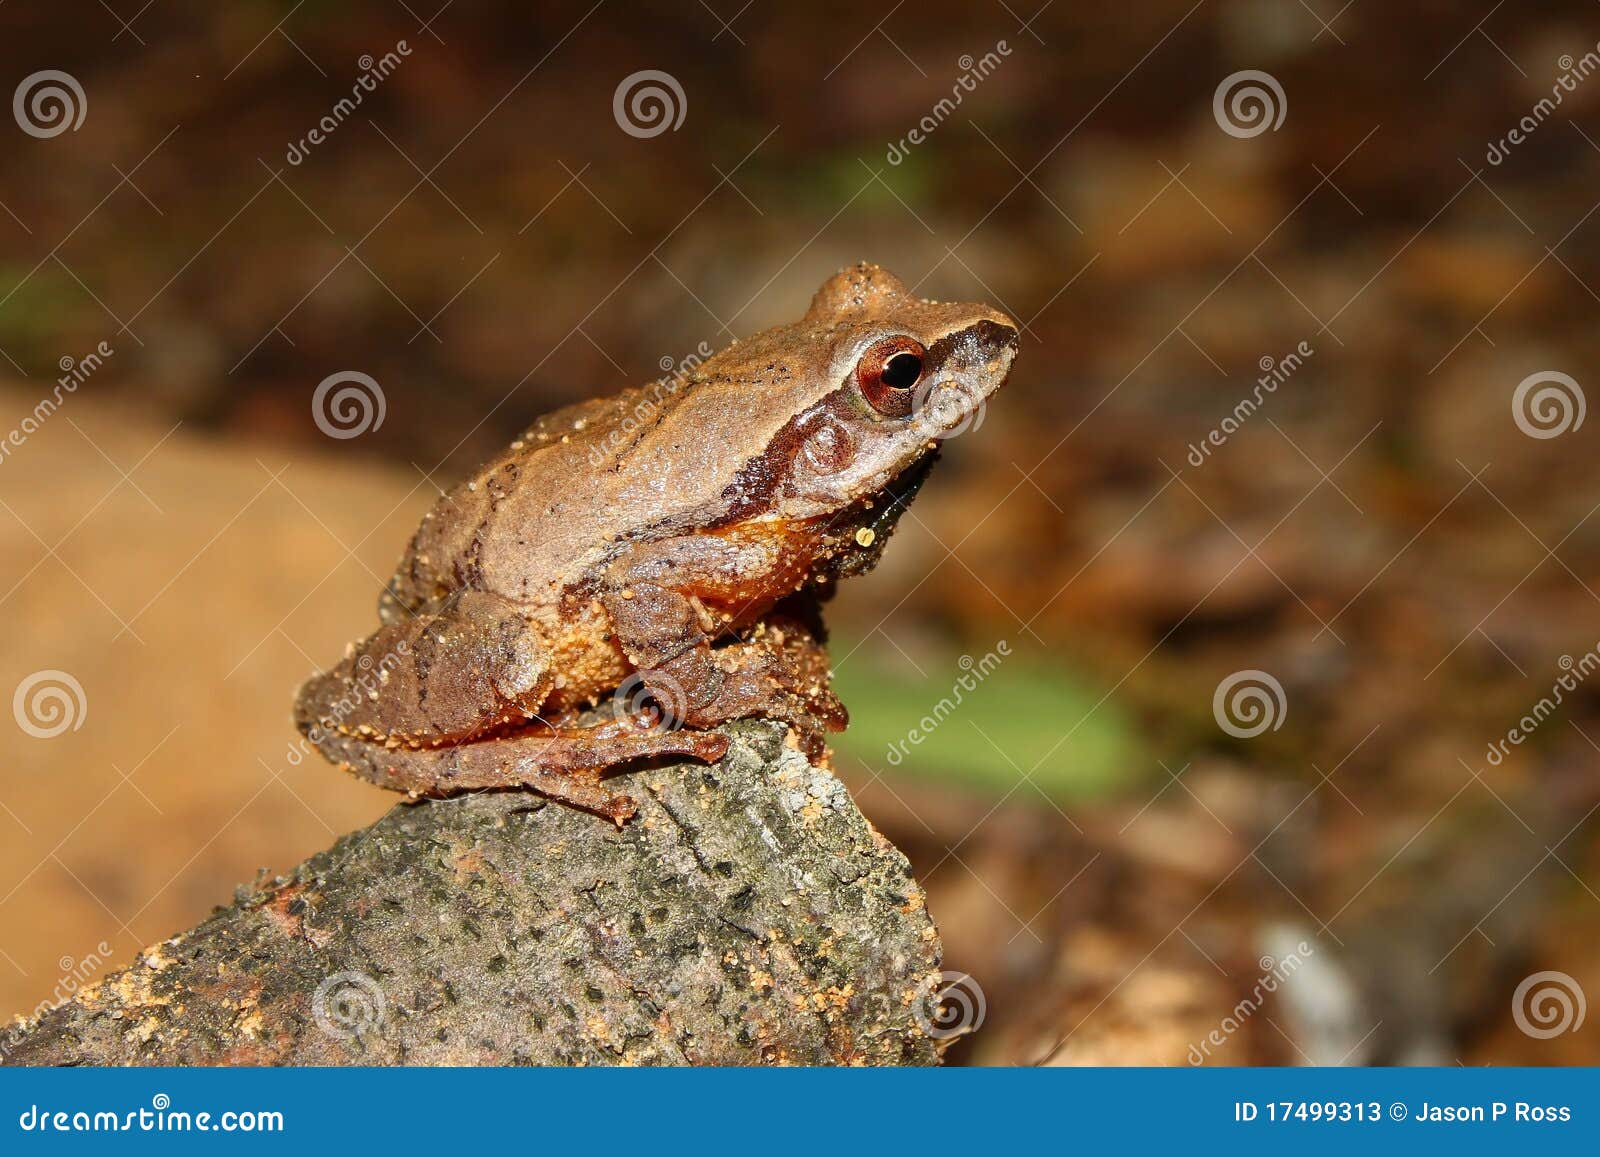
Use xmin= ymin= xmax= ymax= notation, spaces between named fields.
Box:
xmin=295 ymin=589 xmax=554 ymax=750
xmin=310 ymin=718 xmax=731 ymax=824
xmin=297 ymin=588 xmax=730 ymax=823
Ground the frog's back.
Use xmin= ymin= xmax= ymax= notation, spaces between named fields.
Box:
xmin=381 ymin=390 xmax=642 ymax=620
xmin=380 ymin=367 xmax=795 ymax=621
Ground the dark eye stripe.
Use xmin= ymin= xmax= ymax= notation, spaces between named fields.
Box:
xmin=923 ymin=319 xmax=1016 ymax=364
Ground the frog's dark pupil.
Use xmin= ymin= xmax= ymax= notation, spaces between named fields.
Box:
xmin=882 ymin=352 xmax=922 ymax=390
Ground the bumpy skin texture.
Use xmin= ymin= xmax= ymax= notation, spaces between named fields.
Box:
xmin=295 ymin=263 xmax=1020 ymax=820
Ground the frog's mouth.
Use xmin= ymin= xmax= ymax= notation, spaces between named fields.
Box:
xmin=873 ymin=446 xmax=939 ymax=530
xmin=827 ymin=446 xmax=939 ymax=578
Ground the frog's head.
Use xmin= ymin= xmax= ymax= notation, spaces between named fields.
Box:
xmin=714 ymin=263 xmax=1019 ymax=545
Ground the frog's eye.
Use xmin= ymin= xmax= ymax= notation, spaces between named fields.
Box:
xmin=855 ymin=337 xmax=925 ymax=418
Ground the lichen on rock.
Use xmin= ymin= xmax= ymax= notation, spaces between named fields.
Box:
xmin=2 ymin=721 xmax=944 ymax=1066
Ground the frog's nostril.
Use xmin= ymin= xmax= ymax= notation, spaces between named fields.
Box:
xmin=972 ymin=318 xmax=1019 ymax=352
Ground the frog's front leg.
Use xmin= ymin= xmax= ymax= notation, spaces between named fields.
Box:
xmin=601 ymin=532 xmax=847 ymax=752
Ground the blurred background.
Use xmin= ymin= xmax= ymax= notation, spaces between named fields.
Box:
xmin=3 ymin=0 xmax=1600 ymax=1064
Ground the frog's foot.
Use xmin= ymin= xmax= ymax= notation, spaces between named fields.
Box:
xmin=709 ymin=649 xmax=843 ymax=759
xmin=755 ymin=613 xmax=849 ymax=732
xmin=600 ymin=557 xmax=846 ymax=755
xmin=640 ymin=621 xmax=847 ymax=760
xmin=311 ymin=716 xmax=730 ymax=824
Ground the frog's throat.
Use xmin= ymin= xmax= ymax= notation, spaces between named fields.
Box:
xmin=820 ymin=446 xmax=939 ymax=580
xmin=868 ymin=444 xmax=938 ymax=533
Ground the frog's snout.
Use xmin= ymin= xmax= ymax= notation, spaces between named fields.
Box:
xmin=958 ymin=316 xmax=1020 ymax=394
xmin=973 ymin=316 xmax=1020 ymax=355
xmin=907 ymin=315 xmax=1017 ymax=440
xmin=956 ymin=316 xmax=1020 ymax=385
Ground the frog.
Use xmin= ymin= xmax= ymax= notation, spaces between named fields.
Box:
xmin=294 ymin=262 xmax=1019 ymax=823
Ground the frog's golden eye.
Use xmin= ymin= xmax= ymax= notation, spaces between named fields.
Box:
xmin=855 ymin=337 xmax=926 ymax=417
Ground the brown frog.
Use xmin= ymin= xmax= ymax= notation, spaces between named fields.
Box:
xmin=295 ymin=263 xmax=1019 ymax=822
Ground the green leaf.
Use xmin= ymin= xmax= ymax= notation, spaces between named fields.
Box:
xmin=831 ymin=639 xmax=1140 ymax=801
